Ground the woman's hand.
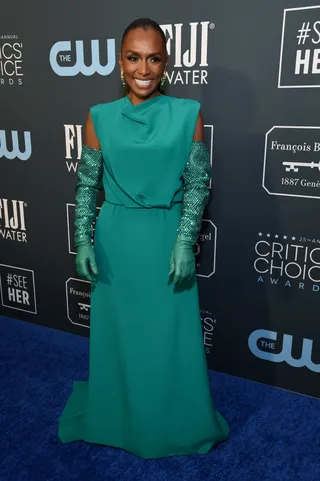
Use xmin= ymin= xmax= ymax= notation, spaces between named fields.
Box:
xmin=76 ymin=243 xmax=98 ymax=283
xmin=168 ymin=236 xmax=196 ymax=284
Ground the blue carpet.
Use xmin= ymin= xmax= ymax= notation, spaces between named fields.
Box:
xmin=0 ymin=315 xmax=319 ymax=481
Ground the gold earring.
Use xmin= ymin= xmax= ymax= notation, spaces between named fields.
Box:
xmin=120 ymin=72 xmax=126 ymax=89
xmin=160 ymin=72 xmax=167 ymax=89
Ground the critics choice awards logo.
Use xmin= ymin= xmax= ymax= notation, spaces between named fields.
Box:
xmin=0 ymin=130 xmax=32 ymax=161
xmin=249 ymin=329 xmax=319 ymax=373
xmin=0 ymin=199 xmax=27 ymax=242
xmin=50 ymin=39 xmax=116 ymax=76
xmin=0 ymin=34 xmax=23 ymax=86
xmin=66 ymin=278 xmax=91 ymax=328
xmin=160 ymin=21 xmax=214 ymax=85
xmin=254 ymin=232 xmax=320 ymax=292
xmin=0 ymin=264 xmax=36 ymax=314
xmin=279 ymin=5 xmax=320 ymax=88
xmin=263 ymin=126 xmax=320 ymax=199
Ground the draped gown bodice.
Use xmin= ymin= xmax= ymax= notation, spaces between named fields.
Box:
xmin=90 ymin=94 xmax=200 ymax=208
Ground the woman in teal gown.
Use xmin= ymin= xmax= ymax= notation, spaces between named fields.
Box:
xmin=58 ymin=18 xmax=229 ymax=459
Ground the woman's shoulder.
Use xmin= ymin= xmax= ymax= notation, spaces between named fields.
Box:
xmin=165 ymin=95 xmax=201 ymax=113
xmin=165 ymin=95 xmax=200 ymax=107
xmin=90 ymin=97 xmax=124 ymax=115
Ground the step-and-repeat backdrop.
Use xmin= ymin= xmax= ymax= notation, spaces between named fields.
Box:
xmin=1 ymin=0 xmax=320 ymax=398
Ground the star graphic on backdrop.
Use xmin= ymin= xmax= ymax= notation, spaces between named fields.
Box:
xmin=283 ymin=235 xmax=287 ymax=240
xmin=258 ymin=232 xmax=263 ymax=236
xmin=275 ymin=234 xmax=279 ymax=238
xmin=266 ymin=233 xmax=271 ymax=237
xmin=292 ymin=236 xmax=296 ymax=241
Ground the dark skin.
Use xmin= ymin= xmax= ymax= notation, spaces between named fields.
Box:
xmin=84 ymin=27 xmax=204 ymax=148
xmin=119 ymin=27 xmax=168 ymax=104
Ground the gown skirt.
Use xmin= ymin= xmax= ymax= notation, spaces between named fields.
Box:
xmin=58 ymin=95 xmax=229 ymax=459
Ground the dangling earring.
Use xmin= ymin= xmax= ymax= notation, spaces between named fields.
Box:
xmin=120 ymin=71 xmax=126 ymax=89
xmin=160 ymin=71 xmax=167 ymax=90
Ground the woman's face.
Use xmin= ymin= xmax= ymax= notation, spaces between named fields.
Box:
xmin=119 ymin=27 xmax=167 ymax=102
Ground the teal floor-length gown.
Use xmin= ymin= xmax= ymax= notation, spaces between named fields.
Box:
xmin=58 ymin=94 xmax=229 ymax=459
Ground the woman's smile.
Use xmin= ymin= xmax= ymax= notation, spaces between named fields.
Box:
xmin=119 ymin=27 xmax=167 ymax=104
xmin=134 ymin=78 xmax=154 ymax=88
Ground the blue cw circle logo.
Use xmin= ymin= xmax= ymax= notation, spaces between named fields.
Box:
xmin=0 ymin=130 xmax=32 ymax=161
xmin=49 ymin=39 xmax=116 ymax=76
xmin=249 ymin=329 xmax=319 ymax=373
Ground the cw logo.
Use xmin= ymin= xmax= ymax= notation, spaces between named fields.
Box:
xmin=0 ymin=130 xmax=32 ymax=161
xmin=248 ymin=329 xmax=319 ymax=373
xmin=49 ymin=39 xmax=116 ymax=76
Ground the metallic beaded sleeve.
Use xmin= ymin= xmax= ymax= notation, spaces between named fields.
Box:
xmin=178 ymin=141 xmax=211 ymax=245
xmin=74 ymin=145 xmax=103 ymax=246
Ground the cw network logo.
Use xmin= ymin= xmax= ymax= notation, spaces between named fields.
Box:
xmin=49 ymin=39 xmax=116 ymax=76
xmin=0 ymin=130 xmax=32 ymax=160
xmin=249 ymin=329 xmax=319 ymax=373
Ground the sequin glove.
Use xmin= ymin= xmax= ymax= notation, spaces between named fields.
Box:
xmin=169 ymin=141 xmax=211 ymax=284
xmin=74 ymin=145 xmax=103 ymax=283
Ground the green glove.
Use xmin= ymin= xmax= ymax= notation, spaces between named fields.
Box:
xmin=74 ymin=144 xmax=103 ymax=283
xmin=74 ymin=145 xmax=103 ymax=247
xmin=169 ymin=235 xmax=195 ymax=284
xmin=169 ymin=141 xmax=211 ymax=284
xmin=75 ymin=241 xmax=98 ymax=283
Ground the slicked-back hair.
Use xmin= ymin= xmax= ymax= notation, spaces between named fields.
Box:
xmin=121 ymin=18 xmax=167 ymax=54
xmin=121 ymin=18 xmax=167 ymax=94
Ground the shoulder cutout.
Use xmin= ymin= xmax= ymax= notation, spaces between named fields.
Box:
xmin=193 ymin=110 xmax=204 ymax=141
xmin=84 ymin=111 xmax=100 ymax=150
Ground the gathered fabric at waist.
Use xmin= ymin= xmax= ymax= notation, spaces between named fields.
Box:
xmin=96 ymin=199 xmax=182 ymax=235
xmin=103 ymin=198 xmax=181 ymax=211
xmin=101 ymin=171 xmax=184 ymax=210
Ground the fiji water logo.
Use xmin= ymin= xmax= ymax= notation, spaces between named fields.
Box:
xmin=0 ymin=199 xmax=27 ymax=242
xmin=160 ymin=21 xmax=214 ymax=85
xmin=0 ymin=130 xmax=31 ymax=160
xmin=49 ymin=39 xmax=116 ymax=76
xmin=64 ymin=124 xmax=82 ymax=172
xmin=249 ymin=329 xmax=319 ymax=373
